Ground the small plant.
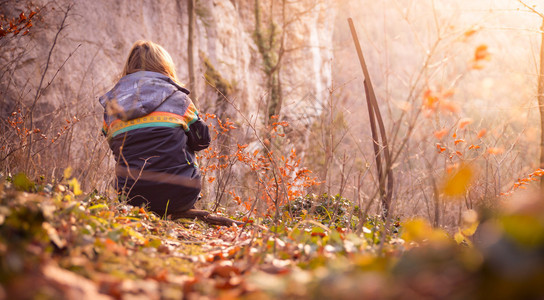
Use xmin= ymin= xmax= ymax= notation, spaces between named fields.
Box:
xmin=198 ymin=111 xmax=320 ymax=222
xmin=0 ymin=7 xmax=38 ymax=39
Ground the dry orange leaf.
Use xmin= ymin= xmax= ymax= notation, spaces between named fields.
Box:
xmin=211 ymin=264 xmax=241 ymax=279
xmin=458 ymin=118 xmax=472 ymax=129
xmin=454 ymin=139 xmax=465 ymax=145
xmin=311 ymin=232 xmax=327 ymax=237
xmin=487 ymin=147 xmax=504 ymax=155
xmin=442 ymin=89 xmax=455 ymax=98
xmin=470 ymin=63 xmax=485 ymax=70
xmin=474 ymin=44 xmax=491 ymax=61
xmin=423 ymin=89 xmax=439 ymax=110
xmin=441 ymin=101 xmax=460 ymax=113
xmin=477 ymin=129 xmax=487 ymax=139
xmin=530 ymin=169 xmax=544 ymax=177
xmin=443 ymin=164 xmax=474 ymax=197
xmin=434 ymin=129 xmax=448 ymax=140
xmin=464 ymin=28 xmax=477 ymax=38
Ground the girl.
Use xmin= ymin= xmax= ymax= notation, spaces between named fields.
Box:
xmin=99 ymin=40 xmax=210 ymax=218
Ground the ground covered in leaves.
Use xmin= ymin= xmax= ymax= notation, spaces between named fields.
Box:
xmin=1 ymin=174 xmax=544 ymax=299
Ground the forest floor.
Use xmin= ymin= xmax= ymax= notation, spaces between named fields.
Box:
xmin=1 ymin=174 xmax=544 ymax=299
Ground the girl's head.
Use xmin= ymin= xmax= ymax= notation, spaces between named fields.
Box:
xmin=122 ymin=40 xmax=179 ymax=83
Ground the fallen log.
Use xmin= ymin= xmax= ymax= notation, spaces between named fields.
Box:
xmin=169 ymin=209 xmax=244 ymax=227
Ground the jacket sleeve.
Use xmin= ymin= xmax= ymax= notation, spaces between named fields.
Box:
xmin=186 ymin=117 xmax=211 ymax=151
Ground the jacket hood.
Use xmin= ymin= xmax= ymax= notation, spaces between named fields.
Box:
xmin=99 ymin=71 xmax=190 ymax=121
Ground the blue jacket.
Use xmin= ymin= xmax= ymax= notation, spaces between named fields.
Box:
xmin=99 ymin=71 xmax=210 ymax=216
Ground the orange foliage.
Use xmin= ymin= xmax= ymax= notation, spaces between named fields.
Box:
xmin=423 ymin=89 xmax=439 ymax=111
xmin=0 ymin=9 xmax=38 ymax=38
xmin=441 ymin=101 xmax=460 ymax=113
xmin=200 ymin=115 xmax=320 ymax=215
xmin=434 ymin=129 xmax=448 ymax=140
xmin=423 ymin=88 xmax=458 ymax=115
xmin=442 ymin=164 xmax=474 ymax=197
xmin=458 ymin=118 xmax=472 ymax=129
xmin=470 ymin=45 xmax=491 ymax=69
xmin=477 ymin=129 xmax=487 ymax=139
xmin=474 ymin=45 xmax=491 ymax=61
xmin=502 ymin=169 xmax=544 ymax=196
xmin=463 ymin=28 xmax=478 ymax=39
xmin=454 ymin=139 xmax=465 ymax=145
xmin=487 ymin=147 xmax=504 ymax=155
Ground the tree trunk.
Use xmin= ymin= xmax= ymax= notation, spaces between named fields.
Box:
xmin=539 ymin=18 xmax=544 ymax=188
xmin=187 ymin=0 xmax=196 ymax=97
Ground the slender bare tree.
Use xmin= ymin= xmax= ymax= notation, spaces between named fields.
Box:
xmin=518 ymin=1 xmax=544 ymax=188
xmin=187 ymin=0 xmax=196 ymax=96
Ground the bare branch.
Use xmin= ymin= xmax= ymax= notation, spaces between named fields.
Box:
xmin=25 ymin=2 xmax=73 ymax=173
xmin=518 ymin=0 xmax=544 ymax=19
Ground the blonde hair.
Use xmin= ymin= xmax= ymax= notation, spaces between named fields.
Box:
xmin=122 ymin=40 xmax=179 ymax=83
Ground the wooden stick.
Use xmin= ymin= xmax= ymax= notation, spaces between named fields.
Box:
xmin=348 ymin=18 xmax=394 ymax=217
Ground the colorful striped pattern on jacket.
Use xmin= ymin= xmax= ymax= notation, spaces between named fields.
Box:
xmin=103 ymin=104 xmax=199 ymax=138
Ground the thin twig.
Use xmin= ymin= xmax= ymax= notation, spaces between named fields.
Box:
xmin=518 ymin=0 xmax=544 ymax=19
xmin=25 ymin=3 xmax=73 ymax=173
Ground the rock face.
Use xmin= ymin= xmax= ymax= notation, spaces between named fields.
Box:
xmin=0 ymin=0 xmax=336 ymax=179
xmin=1 ymin=0 xmax=335 ymax=128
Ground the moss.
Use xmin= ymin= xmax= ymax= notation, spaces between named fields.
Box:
xmin=253 ymin=0 xmax=282 ymax=119
xmin=200 ymin=51 xmax=234 ymax=97
xmin=195 ymin=0 xmax=211 ymax=28
xmin=253 ymin=0 xmax=280 ymax=76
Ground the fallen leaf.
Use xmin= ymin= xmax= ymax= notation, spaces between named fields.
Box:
xmin=211 ymin=264 xmax=241 ymax=279
xmin=42 ymin=222 xmax=66 ymax=248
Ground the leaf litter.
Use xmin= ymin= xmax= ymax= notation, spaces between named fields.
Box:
xmin=1 ymin=177 xmax=544 ymax=299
